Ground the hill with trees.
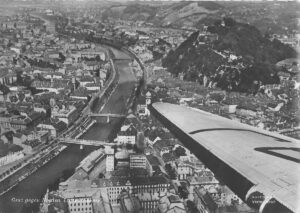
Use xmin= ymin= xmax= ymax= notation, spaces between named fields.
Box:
xmin=162 ymin=18 xmax=297 ymax=93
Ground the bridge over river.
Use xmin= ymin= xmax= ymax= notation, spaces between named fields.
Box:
xmin=59 ymin=138 xmax=115 ymax=147
xmin=88 ymin=113 xmax=126 ymax=118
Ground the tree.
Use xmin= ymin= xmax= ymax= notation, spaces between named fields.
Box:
xmin=223 ymin=17 xmax=236 ymax=27
xmin=214 ymin=19 xmax=222 ymax=27
xmin=23 ymin=76 xmax=33 ymax=87
xmin=136 ymin=132 xmax=145 ymax=151
xmin=133 ymin=144 xmax=141 ymax=153
xmin=16 ymin=71 xmax=23 ymax=84
xmin=0 ymin=84 xmax=10 ymax=95
xmin=165 ymin=163 xmax=172 ymax=171
xmin=18 ymin=92 xmax=25 ymax=102
xmin=174 ymin=146 xmax=186 ymax=158
xmin=126 ymin=143 xmax=133 ymax=150
xmin=187 ymin=200 xmax=199 ymax=213
xmin=112 ymin=144 xmax=118 ymax=152
xmin=178 ymin=186 xmax=188 ymax=199
xmin=58 ymin=52 xmax=66 ymax=62
xmin=9 ymin=95 xmax=18 ymax=103
xmin=165 ymin=163 xmax=177 ymax=180
xmin=95 ymin=55 xmax=101 ymax=62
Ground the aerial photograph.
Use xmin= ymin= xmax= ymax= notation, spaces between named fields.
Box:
xmin=0 ymin=0 xmax=299 ymax=213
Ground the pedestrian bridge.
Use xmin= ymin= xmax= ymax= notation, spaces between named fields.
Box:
xmin=59 ymin=138 xmax=115 ymax=147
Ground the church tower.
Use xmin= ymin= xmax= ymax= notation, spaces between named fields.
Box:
xmin=145 ymin=91 xmax=151 ymax=106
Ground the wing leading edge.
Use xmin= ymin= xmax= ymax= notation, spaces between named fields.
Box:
xmin=150 ymin=102 xmax=300 ymax=213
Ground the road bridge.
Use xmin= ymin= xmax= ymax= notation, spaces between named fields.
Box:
xmin=88 ymin=113 xmax=126 ymax=118
xmin=59 ymin=138 xmax=115 ymax=147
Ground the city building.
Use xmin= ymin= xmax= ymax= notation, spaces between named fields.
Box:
xmin=79 ymin=76 xmax=95 ymax=87
xmin=9 ymin=115 xmax=32 ymax=130
xmin=219 ymin=186 xmax=243 ymax=206
xmin=67 ymin=197 xmax=94 ymax=213
xmin=54 ymin=176 xmax=166 ymax=212
xmin=187 ymin=174 xmax=219 ymax=192
xmin=130 ymin=154 xmax=147 ymax=169
xmin=116 ymin=124 xmax=137 ymax=145
xmin=129 ymin=154 xmax=152 ymax=175
xmin=0 ymin=70 xmax=17 ymax=85
xmin=50 ymin=180 xmax=98 ymax=213
xmin=158 ymin=193 xmax=186 ymax=213
xmin=235 ymin=105 xmax=258 ymax=117
xmin=177 ymin=162 xmax=194 ymax=180
xmin=51 ymin=104 xmax=79 ymax=126
xmin=106 ymin=147 xmax=115 ymax=172
xmin=145 ymin=91 xmax=152 ymax=106
xmin=72 ymin=149 xmax=106 ymax=181
xmin=220 ymin=103 xmax=237 ymax=114
xmin=31 ymin=79 xmax=72 ymax=94
xmin=0 ymin=151 xmax=24 ymax=166
xmin=119 ymin=191 xmax=144 ymax=213
xmin=12 ymin=133 xmax=33 ymax=154
xmin=106 ymin=176 xmax=169 ymax=205
xmin=81 ymin=51 xmax=106 ymax=61
xmin=37 ymin=118 xmax=67 ymax=138
xmin=52 ymin=175 xmax=166 ymax=213
xmin=194 ymin=187 xmax=218 ymax=213
xmin=85 ymin=83 xmax=102 ymax=92
xmin=71 ymin=87 xmax=90 ymax=100
xmin=137 ymin=91 xmax=152 ymax=117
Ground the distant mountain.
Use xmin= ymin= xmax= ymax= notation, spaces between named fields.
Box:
xmin=101 ymin=4 xmax=158 ymax=22
xmin=153 ymin=1 xmax=222 ymax=27
xmin=162 ymin=18 xmax=297 ymax=93
xmin=101 ymin=1 xmax=222 ymax=27
xmin=198 ymin=1 xmax=300 ymax=35
xmin=101 ymin=1 xmax=299 ymax=34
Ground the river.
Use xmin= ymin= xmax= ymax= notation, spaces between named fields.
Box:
xmin=0 ymin=50 xmax=137 ymax=213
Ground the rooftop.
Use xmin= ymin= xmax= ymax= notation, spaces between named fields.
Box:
xmin=76 ymin=149 xmax=105 ymax=173
xmin=194 ymin=187 xmax=218 ymax=211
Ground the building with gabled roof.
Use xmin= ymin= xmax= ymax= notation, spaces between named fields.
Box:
xmin=194 ymin=187 xmax=217 ymax=213
xmin=31 ymin=79 xmax=72 ymax=94
xmin=37 ymin=118 xmax=67 ymax=138
xmin=56 ymin=176 xmax=169 ymax=207
xmin=158 ymin=193 xmax=186 ymax=213
xmin=119 ymin=190 xmax=143 ymax=213
xmin=117 ymin=123 xmax=137 ymax=145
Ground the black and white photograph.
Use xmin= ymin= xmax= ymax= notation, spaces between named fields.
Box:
xmin=0 ymin=0 xmax=299 ymax=212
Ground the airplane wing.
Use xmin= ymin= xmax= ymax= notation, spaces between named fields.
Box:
xmin=150 ymin=102 xmax=300 ymax=213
